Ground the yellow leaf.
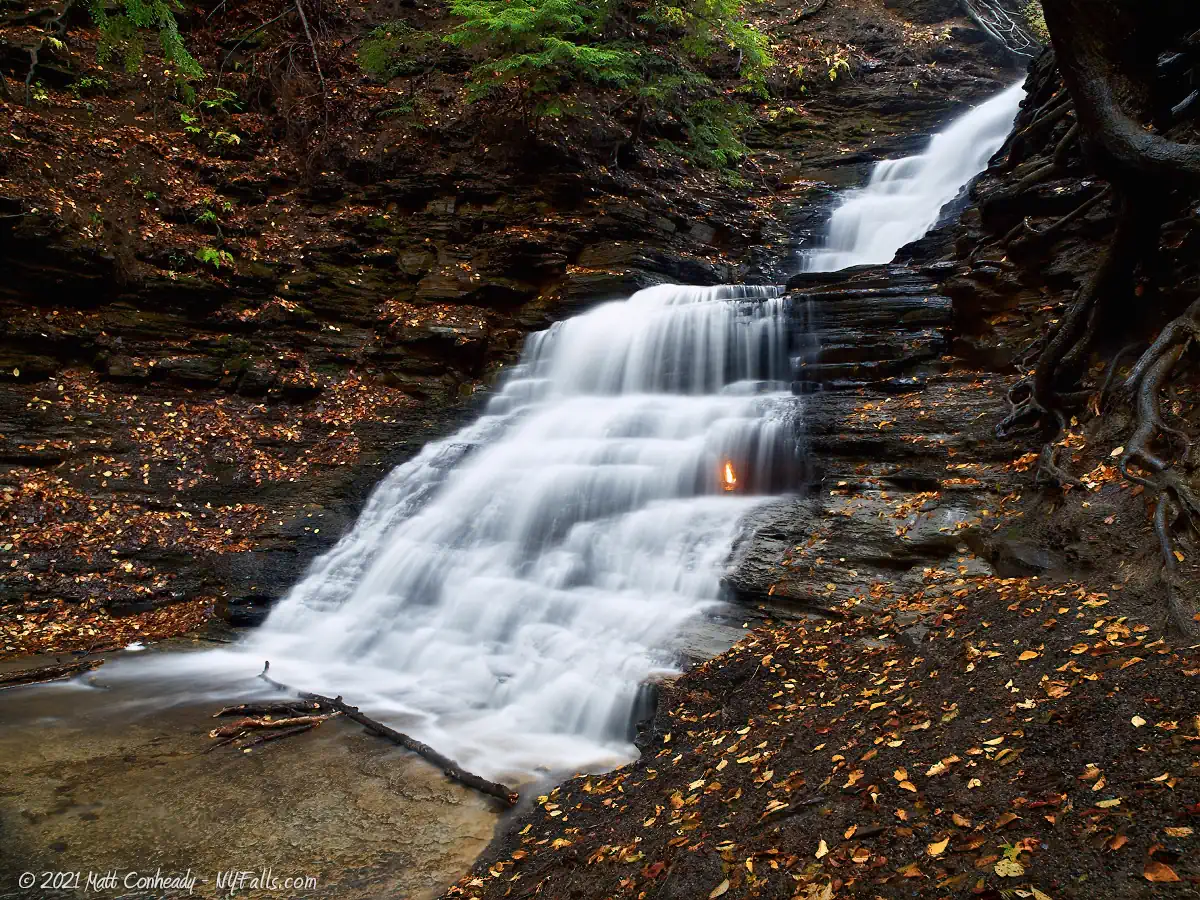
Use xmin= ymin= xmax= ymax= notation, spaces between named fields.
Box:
xmin=550 ymin=838 xmax=572 ymax=849
xmin=994 ymin=858 xmax=1024 ymax=877
xmin=1018 ymin=650 xmax=1039 ymax=661
xmin=1174 ymin=550 xmax=1185 ymax=563
xmin=1165 ymin=826 xmax=1193 ymax=837
xmin=709 ymin=878 xmax=730 ymax=898
xmin=1109 ymin=446 xmax=1124 ymax=458
xmin=893 ymin=768 xmax=908 ymax=781
xmin=815 ymin=839 xmax=829 ymax=859
xmin=952 ymin=813 xmax=972 ymax=827
xmin=1096 ymin=798 xmax=1121 ymax=808
xmin=844 ymin=824 xmax=857 ymax=839
xmin=968 ymin=778 xmax=982 ymax=789
xmin=1131 ymin=715 xmax=1147 ymax=728
xmin=899 ymin=780 xmax=917 ymax=792
xmin=927 ymin=837 xmax=949 ymax=857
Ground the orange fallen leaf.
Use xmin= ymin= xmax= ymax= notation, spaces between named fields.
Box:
xmin=1144 ymin=860 xmax=1180 ymax=882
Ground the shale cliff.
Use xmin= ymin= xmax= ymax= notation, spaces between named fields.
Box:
xmin=0 ymin=0 xmax=1014 ymax=653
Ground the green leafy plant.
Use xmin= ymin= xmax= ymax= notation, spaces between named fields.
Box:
xmin=359 ymin=21 xmax=437 ymax=81
xmin=88 ymin=0 xmax=202 ymax=79
xmin=30 ymin=81 xmax=50 ymax=103
xmin=440 ymin=0 xmax=771 ymax=167
xmin=179 ymin=109 xmax=202 ymax=134
xmin=824 ymin=47 xmax=850 ymax=82
xmin=199 ymin=87 xmax=242 ymax=114
xmin=1023 ymin=1 xmax=1049 ymax=42
xmin=71 ymin=74 xmax=111 ymax=97
xmin=196 ymin=208 xmax=218 ymax=226
xmin=195 ymin=246 xmax=234 ymax=270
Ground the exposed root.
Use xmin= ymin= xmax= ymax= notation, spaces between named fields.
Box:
xmin=1011 ymin=184 xmax=1111 ymax=248
xmin=1034 ymin=442 xmax=1085 ymax=490
xmin=1111 ymin=300 xmax=1200 ymax=636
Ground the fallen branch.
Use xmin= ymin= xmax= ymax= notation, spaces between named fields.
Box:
xmin=0 ymin=658 xmax=104 ymax=690
xmin=258 ymin=662 xmax=518 ymax=806
xmin=236 ymin=722 xmax=317 ymax=749
xmin=209 ymin=713 xmax=335 ymax=739
xmin=293 ymin=0 xmax=324 ymax=91
xmin=213 ymin=700 xmax=323 ymax=718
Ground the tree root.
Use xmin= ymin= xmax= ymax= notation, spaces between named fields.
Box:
xmin=1110 ymin=300 xmax=1200 ymax=636
xmin=1035 ymin=442 xmax=1085 ymax=490
xmin=1009 ymin=184 xmax=1111 ymax=248
xmin=792 ymin=0 xmax=828 ymax=23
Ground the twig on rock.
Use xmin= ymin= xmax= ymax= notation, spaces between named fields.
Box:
xmin=0 ymin=658 xmax=104 ymax=690
xmin=257 ymin=662 xmax=518 ymax=806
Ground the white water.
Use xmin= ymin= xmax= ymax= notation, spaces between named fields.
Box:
xmin=803 ymin=81 xmax=1025 ymax=272
xmin=74 ymin=83 xmax=1026 ymax=783
xmin=117 ymin=285 xmax=797 ymax=780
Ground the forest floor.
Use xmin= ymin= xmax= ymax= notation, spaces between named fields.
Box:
xmin=450 ymin=381 xmax=1200 ymax=899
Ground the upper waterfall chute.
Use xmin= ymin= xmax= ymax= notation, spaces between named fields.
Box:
xmin=803 ymin=81 xmax=1025 ymax=273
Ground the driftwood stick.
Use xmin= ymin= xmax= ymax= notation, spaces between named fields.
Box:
xmin=0 ymin=658 xmax=104 ymax=690
xmin=258 ymin=662 xmax=518 ymax=806
xmin=236 ymin=722 xmax=317 ymax=748
xmin=209 ymin=713 xmax=336 ymax=739
xmin=213 ymin=700 xmax=322 ymax=718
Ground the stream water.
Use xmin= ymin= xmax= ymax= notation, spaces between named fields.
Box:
xmin=4 ymin=83 xmax=1026 ymax=795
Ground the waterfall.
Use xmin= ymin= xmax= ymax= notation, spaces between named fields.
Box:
xmin=802 ymin=81 xmax=1025 ymax=272
xmin=94 ymin=82 xmax=1026 ymax=784
xmin=241 ymin=285 xmax=799 ymax=778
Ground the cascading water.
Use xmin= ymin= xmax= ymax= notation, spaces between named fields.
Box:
xmin=225 ymin=285 xmax=796 ymax=778
xmin=802 ymin=81 xmax=1025 ymax=272
xmin=86 ymin=81 xmax=1027 ymax=784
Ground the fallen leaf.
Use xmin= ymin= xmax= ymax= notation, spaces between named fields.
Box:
xmin=709 ymin=878 xmax=730 ymax=898
xmin=994 ymin=858 xmax=1025 ymax=877
xmin=1164 ymin=827 xmax=1193 ymax=838
xmin=815 ymin=839 xmax=829 ymax=859
xmin=1144 ymin=860 xmax=1180 ymax=882
xmin=952 ymin=813 xmax=972 ymax=828
xmin=1018 ymin=650 xmax=1039 ymax=661
xmin=1132 ymin=715 xmax=1147 ymax=728
xmin=927 ymin=837 xmax=950 ymax=857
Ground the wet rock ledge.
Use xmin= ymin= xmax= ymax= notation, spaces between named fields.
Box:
xmin=728 ymin=264 xmax=1029 ymax=637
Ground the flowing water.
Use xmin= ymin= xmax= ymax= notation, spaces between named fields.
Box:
xmin=802 ymin=81 xmax=1025 ymax=271
xmin=100 ymin=285 xmax=800 ymax=781
xmin=30 ymin=82 xmax=1027 ymax=786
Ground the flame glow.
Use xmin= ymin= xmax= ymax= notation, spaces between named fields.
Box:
xmin=722 ymin=460 xmax=737 ymax=492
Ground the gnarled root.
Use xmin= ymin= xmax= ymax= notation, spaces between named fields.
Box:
xmin=1035 ymin=442 xmax=1085 ymax=490
xmin=1115 ymin=300 xmax=1200 ymax=636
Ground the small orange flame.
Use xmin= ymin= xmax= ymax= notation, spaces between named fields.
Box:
xmin=722 ymin=460 xmax=737 ymax=492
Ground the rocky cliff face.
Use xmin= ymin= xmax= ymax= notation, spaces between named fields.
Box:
xmin=0 ymin=0 xmax=1019 ymax=654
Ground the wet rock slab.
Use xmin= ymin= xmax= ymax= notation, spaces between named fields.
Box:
xmin=0 ymin=647 xmax=498 ymax=899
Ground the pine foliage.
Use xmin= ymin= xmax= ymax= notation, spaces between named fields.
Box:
xmin=436 ymin=0 xmax=773 ymax=167
xmin=89 ymin=0 xmax=202 ymax=79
